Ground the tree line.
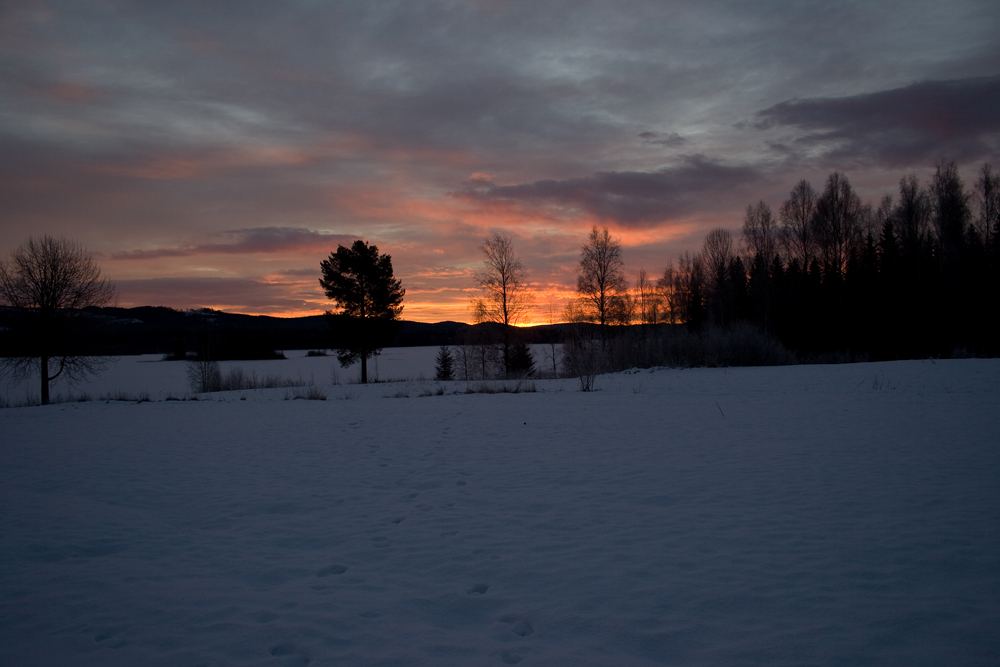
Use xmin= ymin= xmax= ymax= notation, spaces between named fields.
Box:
xmin=646 ymin=161 xmax=1000 ymax=360
xmin=466 ymin=161 xmax=999 ymax=382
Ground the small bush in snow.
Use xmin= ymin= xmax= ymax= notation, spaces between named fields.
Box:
xmin=187 ymin=360 xmax=315 ymax=393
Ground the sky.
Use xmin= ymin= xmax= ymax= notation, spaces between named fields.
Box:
xmin=2 ymin=0 xmax=999 ymax=323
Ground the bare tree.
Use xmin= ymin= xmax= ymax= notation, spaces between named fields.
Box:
xmin=635 ymin=268 xmax=662 ymax=325
xmin=658 ymin=261 xmax=679 ymax=324
xmin=0 ymin=236 xmax=117 ymax=404
xmin=874 ymin=194 xmax=895 ymax=234
xmin=577 ymin=226 xmax=628 ymax=331
xmin=931 ymin=160 xmax=972 ymax=250
xmin=974 ymin=163 xmax=999 ymax=249
xmin=742 ymin=200 xmax=779 ymax=263
xmin=674 ymin=251 xmax=706 ymax=329
xmin=702 ymin=228 xmax=735 ymax=293
xmin=814 ymin=172 xmax=863 ymax=276
xmin=779 ymin=179 xmax=817 ymax=269
xmin=471 ymin=232 xmax=533 ymax=375
xmin=894 ymin=174 xmax=932 ymax=259
xmin=608 ymin=291 xmax=635 ymax=327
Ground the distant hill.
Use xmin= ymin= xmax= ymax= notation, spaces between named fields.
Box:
xmin=0 ymin=306 xmax=580 ymax=359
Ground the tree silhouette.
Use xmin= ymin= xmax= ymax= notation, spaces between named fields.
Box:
xmin=779 ymin=179 xmax=818 ymax=269
xmin=973 ymin=163 xmax=999 ymax=250
xmin=654 ymin=163 xmax=999 ymax=360
xmin=320 ymin=240 xmax=404 ymax=383
xmin=577 ymin=226 xmax=628 ymax=333
xmin=814 ymin=172 xmax=863 ymax=278
xmin=435 ymin=345 xmax=454 ymax=381
xmin=471 ymin=232 xmax=533 ymax=376
xmin=0 ymin=236 xmax=117 ymax=404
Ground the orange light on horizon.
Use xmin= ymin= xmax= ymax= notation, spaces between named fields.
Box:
xmin=221 ymin=284 xmax=580 ymax=326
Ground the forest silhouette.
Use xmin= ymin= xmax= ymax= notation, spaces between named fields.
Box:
xmin=632 ymin=161 xmax=999 ymax=361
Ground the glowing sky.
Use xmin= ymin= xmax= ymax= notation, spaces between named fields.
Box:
xmin=2 ymin=1 xmax=998 ymax=323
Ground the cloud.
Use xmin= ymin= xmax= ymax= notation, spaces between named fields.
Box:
xmin=112 ymin=228 xmax=357 ymax=259
xmin=452 ymin=156 xmax=763 ymax=227
xmin=755 ymin=76 xmax=1000 ymax=167
xmin=639 ymin=132 xmax=686 ymax=148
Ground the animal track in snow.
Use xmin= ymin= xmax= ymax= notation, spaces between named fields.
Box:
xmin=316 ymin=564 xmax=348 ymax=576
xmin=499 ymin=613 xmax=534 ymax=637
xmin=371 ymin=536 xmax=390 ymax=548
xmin=466 ymin=582 xmax=489 ymax=595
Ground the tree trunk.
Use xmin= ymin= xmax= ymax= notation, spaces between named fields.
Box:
xmin=361 ymin=355 xmax=368 ymax=384
xmin=40 ymin=355 xmax=50 ymax=405
xmin=502 ymin=326 xmax=510 ymax=378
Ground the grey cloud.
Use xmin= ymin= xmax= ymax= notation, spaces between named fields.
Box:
xmin=112 ymin=228 xmax=356 ymax=259
xmin=453 ymin=156 xmax=763 ymax=226
xmin=640 ymin=132 xmax=686 ymax=147
xmin=756 ymin=76 xmax=1000 ymax=167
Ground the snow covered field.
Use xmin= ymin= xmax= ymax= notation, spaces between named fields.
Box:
xmin=1 ymin=346 xmax=486 ymax=406
xmin=1 ymin=357 xmax=998 ymax=665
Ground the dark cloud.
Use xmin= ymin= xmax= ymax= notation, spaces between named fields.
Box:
xmin=112 ymin=228 xmax=356 ymax=259
xmin=756 ymin=76 xmax=1000 ymax=167
xmin=639 ymin=132 xmax=686 ymax=148
xmin=453 ymin=156 xmax=763 ymax=226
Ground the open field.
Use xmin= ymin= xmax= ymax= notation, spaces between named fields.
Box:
xmin=1 ymin=358 xmax=999 ymax=665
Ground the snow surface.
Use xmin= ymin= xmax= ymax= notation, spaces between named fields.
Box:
xmin=1 ymin=358 xmax=999 ymax=665
xmin=1 ymin=346 xmax=563 ymax=405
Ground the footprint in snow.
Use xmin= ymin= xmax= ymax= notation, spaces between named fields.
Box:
xmin=270 ymin=643 xmax=310 ymax=666
xmin=371 ymin=536 xmax=390 ymax=548
xmin=500 ymin=649 xmax=524 ymax=664
xmin=390 ymin=516 xmax=405 ymax=524
xmin=316 ymin=564 xmax=348 ymax=577
xmin=499 ymin=613 xmax=534 ymax=637
xmin=466 ymin=582 xmax=489 ymax=595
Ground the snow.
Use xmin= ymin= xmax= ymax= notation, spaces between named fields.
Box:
xmin=1 ymin=346 xmax=561 ymax=404
xmin=1 ymin=357 xmax=999 ymax=665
